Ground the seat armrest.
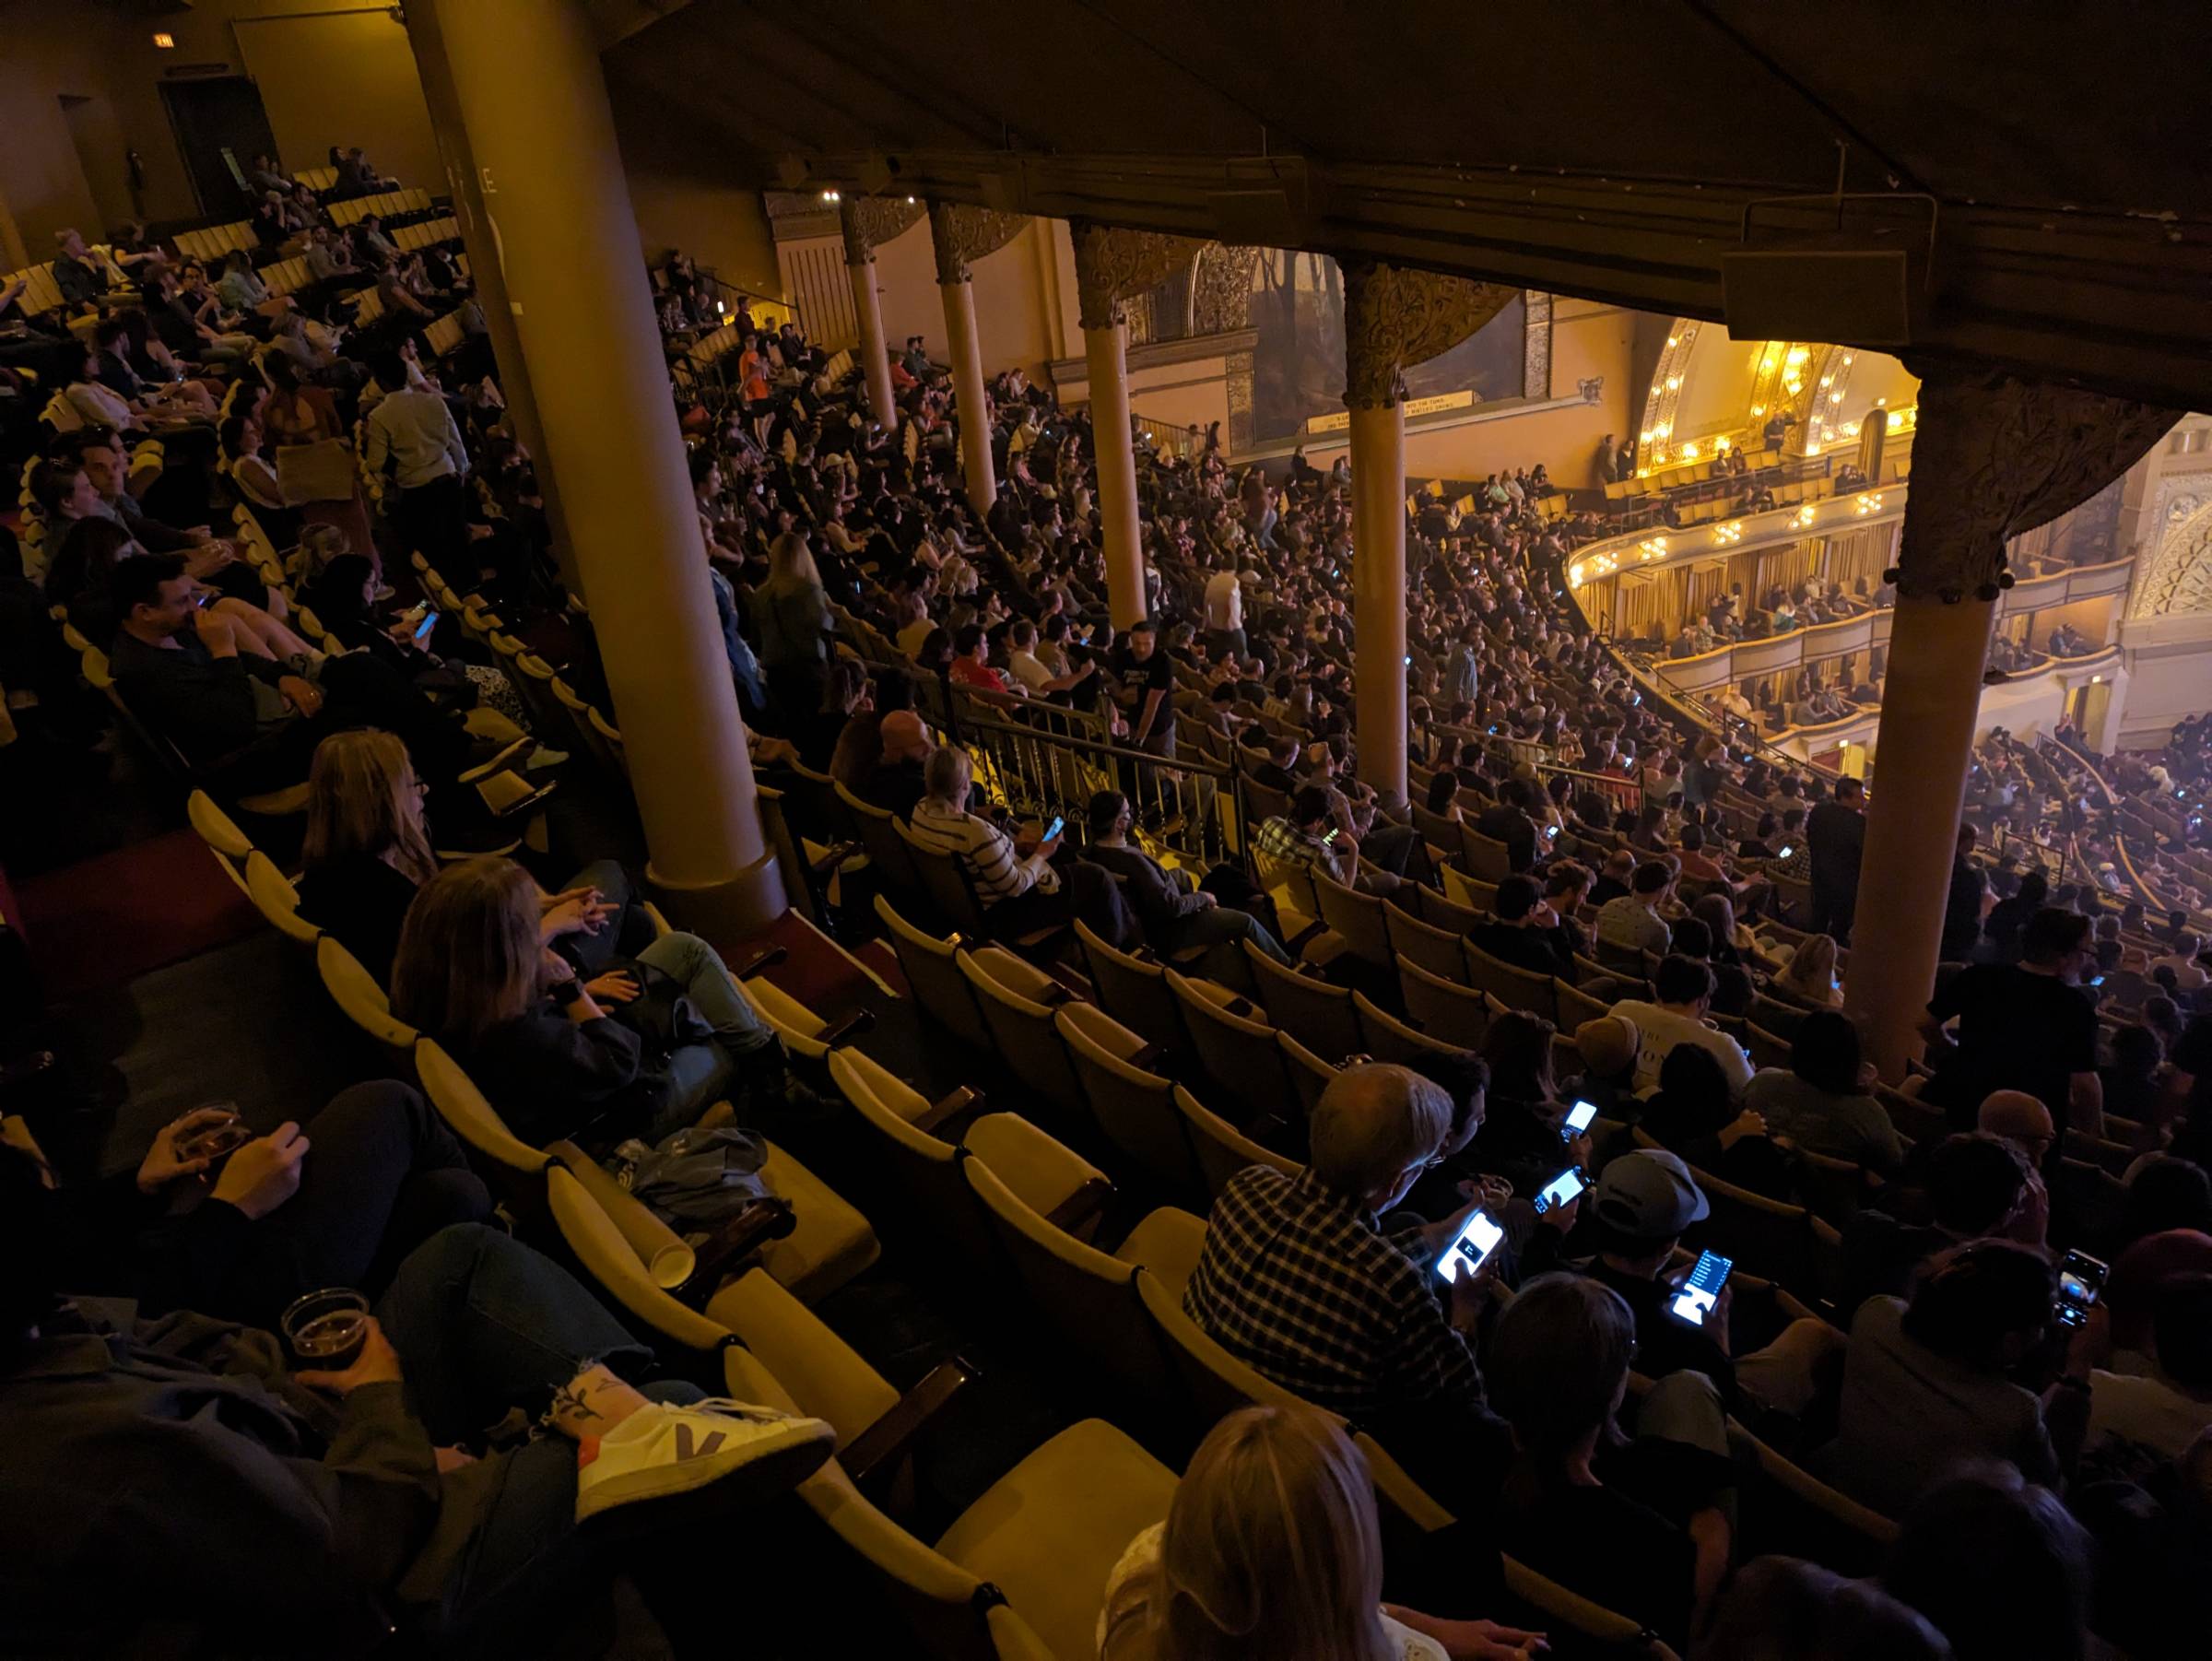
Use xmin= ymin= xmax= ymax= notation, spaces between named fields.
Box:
xmin=840 ymin=1358 xmax=977 ymax=1489
xmin=735 ymin=944 xmax=790 ymax=980
xmin=816 ymin=1008 xmax=875 ymax=1049
xmin=1044 ymin=1175 xmax=1115 ymax=1236
xmin=913 ymin=1084 xmax=983 ymax=1137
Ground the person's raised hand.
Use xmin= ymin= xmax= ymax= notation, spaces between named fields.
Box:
xmin=1536 ymin=1189 xmax=1583 ymax=1233
xmin=276 ymin=675 xmax=324 ymax=717
xmin=209 ymin=1121 xmax=309 ymax=1219
xmin=135 ymin=1106 xmax=237 ymax=1195
xmin=540 ymin=894 xmax=611 ymax=940
xmin=1718 ymin=1109 xmax=1768 ymax=1150
xmin=296 ymin=1315 xmax=404 ymax=1394
xmin=583 ymin=970 xmax=641 ymax=1005
xmin=192 ymin=607 xmax=239 ymax=653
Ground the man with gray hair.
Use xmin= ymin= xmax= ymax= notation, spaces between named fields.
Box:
xmin=1182 ymin=1063 xmax=1515 ymax=1512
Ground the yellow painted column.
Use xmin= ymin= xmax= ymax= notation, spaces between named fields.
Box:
xmin=940 ymin=275 xmax=995 ymax=517
xmin=1349 ymin=402 xmax=1409 ymax=802
xmin=405 ymin=2 xmax=580 ymax=599
xmin=845 ymin=246 xmax=897 ymax=431
xmin=409 ymin=0 xmax=782 ymax=937
xmin=1843 ymin=593 xmax=1996 ymax=1079
xmin=1085 ymin=317 xmax=1146 ymax=627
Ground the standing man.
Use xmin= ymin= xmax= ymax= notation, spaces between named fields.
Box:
xmin=1113 ymin=618 xmax=1178 ymax=760
xmin=363 ymin=349 xmax=469 ymax=571
xmin=1203 ymin=558 xmax=1245 ymax=662
xmin=1806 ymin=776 xmax=1867 ymax=943
xmin=1941 ymin=823 xmax=1989 ymax=964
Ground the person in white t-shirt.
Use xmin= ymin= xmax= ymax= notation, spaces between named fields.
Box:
xmin=1002 ymin=616 xmax=1095 ymax=700
xmin=1203 ymin=562 xmax=1246 ymax=659
xmin=1098 ymin=1405 xmax=1544 ymax=1661
xmin=2149 ymin=935 xmax=2208 ymax=993
xmin=2081 ymin=1271 xmax=2212 ymax=1478
xmin=1607 ymin=955 xmax=1754 ymax=1096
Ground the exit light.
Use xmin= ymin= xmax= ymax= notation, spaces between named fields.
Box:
xmin=153 ymin=32 xmax=175 ymax=48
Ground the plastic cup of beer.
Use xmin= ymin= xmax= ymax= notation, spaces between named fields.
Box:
xmin=283 ymin=1288 xmax=371 ymax=1372
xmin=176 ymin=1105 xmax=253 ymax=1164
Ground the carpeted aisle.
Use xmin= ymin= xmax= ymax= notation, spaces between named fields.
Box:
xmin=14 ymin=828 xmax=262 ymax=1004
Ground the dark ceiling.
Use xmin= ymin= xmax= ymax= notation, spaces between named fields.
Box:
xmin=604 ymin=0 xmax=2212 ymax=405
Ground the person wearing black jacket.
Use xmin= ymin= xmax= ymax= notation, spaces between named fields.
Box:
xmin=1467 ymin=875 xmax=1569 ymax=979
xmin=1806 ymin=777 xmax=1866 ymax=943
xmin=1082 ymin=790 xmax=1290 ymax=975
xmin=1476 ymin=778 xmax=1542 ymax=875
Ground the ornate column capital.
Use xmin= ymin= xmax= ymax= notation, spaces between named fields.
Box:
xmin=1341 ymin=258 xmax=1518 ymax=410
xmin=1894 ymin=360 xmax=2180 ymax=601
xmin=838 ymin=195 xmax=926 ymax=266
xmin=927 ymin=201 xmax=1028 ymax=286
xmin=1069 ymin=219 xmax=1207 ymax=332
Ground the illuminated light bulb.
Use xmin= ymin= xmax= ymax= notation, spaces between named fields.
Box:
xmin=1751 ymin=404 xmax=1766 ymax=416
xmin=1679 ymin=442 xmax=1698 ymax=461
xmin=1714 ymin=436 xmax=1731 ymax=451
xmin=1830 ymin=391 xmax=1844 ymax=402
xmin=1666 ymin=336 xmax=1680 ymax=348
xmin=1887 ymin=411 xmax=1904 ymax=430
xmin=1843 ymin=354 xmax=1854 ymax=363
xmin=1665 ymin=375 xmax=1681 ymax=390
xmin=1639 ymin=430 xmax=1653 ymax=442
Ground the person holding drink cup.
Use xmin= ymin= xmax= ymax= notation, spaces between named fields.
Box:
xmin=0 ymin=1155 xmax=836 ymax=1656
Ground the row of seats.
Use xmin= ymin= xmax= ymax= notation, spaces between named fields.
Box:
xmin=327 ymin=186 xmax=434 ymax=227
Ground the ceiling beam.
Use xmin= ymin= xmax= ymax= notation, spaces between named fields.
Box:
xmin=773 ymin=148 xmax=2212 ymax=409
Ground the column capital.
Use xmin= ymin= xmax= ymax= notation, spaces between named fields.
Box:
xmin=1894 ymin=359 xmax=2179 ymax=601
xmin=838 ymin=194 xmax=925 ymax=266
xmin=927 ymin=201 xmax=1028 ymax=285
xmin=1069 ymin=220 xmax=1207 ymax=332
xmin=1342 ymin=258 xmax=1519 ymax=409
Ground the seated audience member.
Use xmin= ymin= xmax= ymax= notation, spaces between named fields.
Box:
xmin=2100 ymin=1022 xmax=2166 ymax=1125
xmin=1588 ymin=847 xmax=1638 ymax=906
xmin=859 ymin=708 xmax=931 ymax=819
xmin=2114 ymin=1160 xmax=2212 ymax=1252
xmin=1742 ymin=1008 xmax=1905 ymax=1172
xmin=1595 ymin=859 xmax=1675 ymax=957
xmin=1465 ymin=874 xmax=1568 ymax=979
xmin=1182 ymin=1064 xmax=1513 ymax=1512
xmin=1771 ymin=931 xmax=1843 ymax=1008
xmin=105 ymin=553 xmax=470 ymax=795
xmin=1083 ymin=791 xmax=1290 ymax=976
xmin=1488 ymin=1273 xmax=1734 ymax=1649
xmin=299 ymin=553 xmax=537 ymax=735
xmin=2072 ymin=1269 xmax=2212 ymax=1482
xmin=1564 ymin=1014 xmax=1641 ymax=1117
xmin=1608 ymin=955 xmax=1755 ymax=1095
xmin=1821 ymin=1242 xmax=2062 ymax=1515
xmin=904 ymin=745 xmax=1128 ymax=942
xmin=391 ymin=857 xmax=816 ymax=1152
xmin=1881 ymin=1466 xmax=2095 ymax=1661
xmin=1638 ymin=1043 xmax=1792 ymax=1199
xmin=23 ymin=1081 xmax=488 ymax=1328
xmin=1471 ymin=1012 xmax=1592 ymax=1199
xmin=1474 ymin=778 xmax=1541 ymax=874
xmin=1922 ymin=906 xmax=2102 ymax=1134
xmin=295 ymin=730 xmax=646 ymax=986
xmin=1840 ymin=1132 xmax=2040 ymax=1315
xmin=1098 ymin=1406 xmax=1542 ymax=1661
xmin=1696 ymin=1555 xmax=1952 ymax=1661
xmin=0 ymin=1159 xmax=832 ymax=1656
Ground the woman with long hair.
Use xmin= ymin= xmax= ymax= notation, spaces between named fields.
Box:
xmin=1743 ymin=1009 xmax=1901 ymax=1172
xmin=755 ymin=528 xmax=833 ymax=729
xmin=1099 ymin=1405 xmax=1543 ymax=1661
xmin=296 ymin=731 xmax=639 ymax=986
xmin=1772 ymin=933 xmax=1842 ymax=1008
xmin=391 ymin=857 xmax=821 ymax=1151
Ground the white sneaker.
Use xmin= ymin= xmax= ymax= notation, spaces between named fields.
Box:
xmin=573 ymin=1397 xmax=833 ymax=1526
xmin=524 ymin=745 xmax=570 ymax=770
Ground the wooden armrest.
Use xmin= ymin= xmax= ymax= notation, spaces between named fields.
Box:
xmin=816 ymin=1007 xmax=875 ymax=1049
xmin=809 ymin=840 xmax=861 ymax=878
xmin=841 ymin=1358 xmax=977 ymax=1488
xmin=1126 ymin=1043 xmax=1168 ymax=1074
xmin=735 ymin=944 xmax=790 ymax=980
xmin=913 ymin=1084 xmax=982 ymax=1136
xmin=1044 ymin=1175 xmax=1114 ymax=1235
xmin=1035 ymin=979 xmax=1074 ymax=1006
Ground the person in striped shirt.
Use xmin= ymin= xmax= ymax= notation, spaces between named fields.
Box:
xmin=905 ymin=746 xmax=1131 ymax=944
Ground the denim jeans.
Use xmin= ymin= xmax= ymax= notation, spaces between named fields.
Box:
xmin=218 ymin=1081 xmax=490 ymax=1328
xmin=632 ymin=930 xmax=776 ymax=1143
xmin=1162 ymin=902 xmax=1293 ymax=984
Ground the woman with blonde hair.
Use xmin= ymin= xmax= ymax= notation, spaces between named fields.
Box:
xmin=295 ymin=729 xmax=643 ymax=986
xmin=755 ymin=527 xmax=833 ymax=729
xmin=1098 ymin=1404 xmax=1544 ymax=1661
xmin=391 ymin=857 xmax=818 ymax=1150
xmin=1773 ymin=932 xmax=1843 ymax=1008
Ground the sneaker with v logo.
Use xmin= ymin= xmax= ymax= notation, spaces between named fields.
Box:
xmin=573 ymin=1396 xmax=833 ymax=1525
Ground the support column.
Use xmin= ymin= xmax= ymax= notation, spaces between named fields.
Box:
xmin=1084 ymin=317 xmax=1145 ymax=627
xmin=1844 ymin=364 xmax=2178 ymax=1079
xmin=845 ymin=252 xmax=897 ymax=430
xmin=1071 ymin=222 xmax=1207 ymax=630
xmin=929 ymin=202 xmax=1028 ymax=521
xmin=407 ymin=0 xmax=782 ymax=937
xmin=405 ymin=1 xmax=579 ymax=599
xmin=1348 ymin=403 xmax=1408 ymax=797
xmin=1340 ymin=260 xmax=1520 ymax=802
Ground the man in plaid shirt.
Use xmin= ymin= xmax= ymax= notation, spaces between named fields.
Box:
xmin=1182 ymin=1064 xmax=1514 ymax=1512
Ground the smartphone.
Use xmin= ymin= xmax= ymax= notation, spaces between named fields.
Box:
xmin=1776 ymin=844 xmax=1795 ymax=860
xmin=412 ymin=608 xmax=440 ymax=642
xmin=2053 ymin=1248 xmax=2109 ymax=1328
xmin=1546 ymin=824 xmax=1560 ymax=841
xmin=1322 ymin=827 xmax=1339 ymax=845
xmin=1561 ymin=1099 xmax=1599 ymax=1142
xmin=1669 ymin=1249 xmax=1734 ymax=1327
xmin=1433 ymin=1207 xmax=1506 ymax=1286
xmin=1041 ymin=816 xmax=1063 ymax=842
xmin=1532 ymin=1166 xmax=1588 ymax=1216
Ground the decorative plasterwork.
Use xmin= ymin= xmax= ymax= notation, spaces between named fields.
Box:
xmin=838 ymin=195 xmax=926 ymax=266
xmin=2134 ymin=496 xmax=2212 ymax=618
xmin=1193 ymin=243 xmax=1261 ymax=335
xmin=1893 ymin=362 xmax=2180 ymax=602
xmin=928 ymin=202 xmax=1029 ymax=285
xmin=1633 ymin=321 xmax=1701 ymax=472
xmin=1070 ymin=220 xmax=1209 ymax=332
xmin=1340 ymin=258 xmax=1518 ymax=409
xmin=1521 ymin=290 xmax=1552 ymax=401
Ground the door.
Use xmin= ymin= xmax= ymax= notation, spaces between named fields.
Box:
xmin=159 ymin=77 xmax=280 ymax=221
xmin=58 ymin=94 xmax=137 ymax=231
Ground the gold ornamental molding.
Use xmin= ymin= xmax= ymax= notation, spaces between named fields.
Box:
xmin=928 ymin=202 xmax=1029 ymax=285
xmin=839 ymin=195 xmax=927 ymax=266
xmin=1070 ymin=220 xmax=1208 ymax=332
xmin=1341 ymin=258 xmax=1518 ymax=410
